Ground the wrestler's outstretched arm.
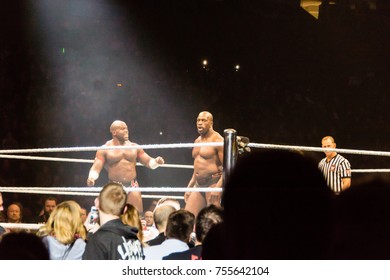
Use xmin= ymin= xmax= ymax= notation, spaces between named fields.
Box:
xmin=87 ymin=149 xmax=105 ymax=186
xmin=137 ymin=148 xmax=165 ymax=169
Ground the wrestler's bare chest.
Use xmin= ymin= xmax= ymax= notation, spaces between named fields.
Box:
xmin=105 ymin=149 xmax=137 ymax=164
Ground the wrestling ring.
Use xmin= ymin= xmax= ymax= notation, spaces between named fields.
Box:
xmin=1 ymin=129 xmax=390 ymax=231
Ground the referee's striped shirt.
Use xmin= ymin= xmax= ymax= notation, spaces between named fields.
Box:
xmin=318 ymin=154 xmax=351 ymax=194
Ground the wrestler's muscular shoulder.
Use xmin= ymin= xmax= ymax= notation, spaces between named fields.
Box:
xmin=212 ymin=131 xmax=223 ymax=142
xmin=96 ymin=141 xmax=110 ymax=157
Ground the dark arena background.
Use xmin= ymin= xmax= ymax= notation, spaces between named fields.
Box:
xmin=0 ymin=0 xmax=389 ymax=218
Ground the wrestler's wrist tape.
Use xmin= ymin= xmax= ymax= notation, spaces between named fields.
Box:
xmin=149 ymin=158 xmax=160 ymax=169
xmin=88 ymin=170 xmax=99 ymax=180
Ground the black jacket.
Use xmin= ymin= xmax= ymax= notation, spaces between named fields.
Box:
xmin=146 ymin=232 xmax=166 ymax=246
xmin=163 ymin=245 xmax=203 ymax=260
xmin=82 ymin=218 xmax=144 ymax=260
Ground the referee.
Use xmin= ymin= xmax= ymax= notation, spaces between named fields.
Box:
xmin=318 ymin=136 xmax=351 ymax=194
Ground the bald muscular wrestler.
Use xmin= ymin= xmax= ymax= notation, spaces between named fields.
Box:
xmin=184 ymin=111 xmax=223 ymax=217
xmin=87 ymin=120 xmax=165 ymax=214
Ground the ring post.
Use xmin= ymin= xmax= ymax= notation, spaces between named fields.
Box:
xmin=223 ymin=129 xmax=238 ymax=188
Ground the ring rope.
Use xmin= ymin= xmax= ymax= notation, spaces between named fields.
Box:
xmin=0 ymin=152 xmax=387 ymax=173
xmin=0 ymin=154 xmax=193 ymax=169
xmin=1 ymin=189 xmax=100 ymax=196
xmin=248 ymin=143 xmax=390 ymax=157
xmin=2 ymin=141 xmax=390 ymax=157
xmin=0 ymin=187 xmax=184 ymax=199
xmin=0 ymin=223 xmax=42 ymax=231
xmin=0 ymin=142 xmax=223 ymax=154
xmin=0 ymin=187 xmax=183 ymax=199
xmin=0 ymin=186 xmax=222 ymax=194
xmin=351 ymin=169 xmax=390 ymax=173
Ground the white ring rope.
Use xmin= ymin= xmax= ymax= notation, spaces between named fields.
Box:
xmin=1 ymin=153 xmax=386 ymax=173
xmin=351 ymin=169 xmax=390 ymax=173
xmin=248 ymin=142 xmax=390 ymax=157
xmin=0 ymin=186 xmax=221 ymax=193
xmin=0 ymin=154 xmax=193 ymax=169
xmin=0 ymin=223 xmax=41 ymax=231
xmin=1 ymin=146 xmax=388 ymax=173
xmin=1 ymin=141 xmax=390 ymax=157
xmin=0 ymin=186 xmax=221 ymax=198
xmin=0 ymin=154 xmax=92 ymax=163
xmin=0 ymin=142 xmax=223 ymax=154
xmin=0 ymin=187 xmax=183 ymax=199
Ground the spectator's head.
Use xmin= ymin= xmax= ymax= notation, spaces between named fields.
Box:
xmin=153 ymin=204 xmax=176 ymax=233
xmin=43 ymin=197 xmax=57 ymax=215
xmin=98 ymin=182 xmax=127 ymax=216
xmin=143 ymin=210 xmax=154 ymax=227
xmin=121 ymin=203 xmax=144 ymax=242
xmin=155 ymin=197 xmax=180 ymax=210
xmin=195 ymin=204 xmax=223 ymax=243
xmin=220 ymin=150 xmax=333 ymax=259
xmin=37 ymin=200 xmax=87 ymax=244
xmin=166 ymin=209 xmax=195 ymax=243
xmin=6 ymin=202 xmax=23 ymax=223
xmin=223 ymin=150 xmax=331 ymax=226
xmin=0 ymin=232 xmax=50 ymax=260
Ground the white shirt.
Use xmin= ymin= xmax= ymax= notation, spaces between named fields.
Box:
xmin=143 ymin=239 xmax=189 ymax=260
xmin=143 ymin=226 xmax=159 ymax=242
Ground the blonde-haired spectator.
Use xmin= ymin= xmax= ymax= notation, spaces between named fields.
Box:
xmin=121 ymin=203 xmax=145 ymax=244
xmin=37 ymin=200 xmax=87 ymax=260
